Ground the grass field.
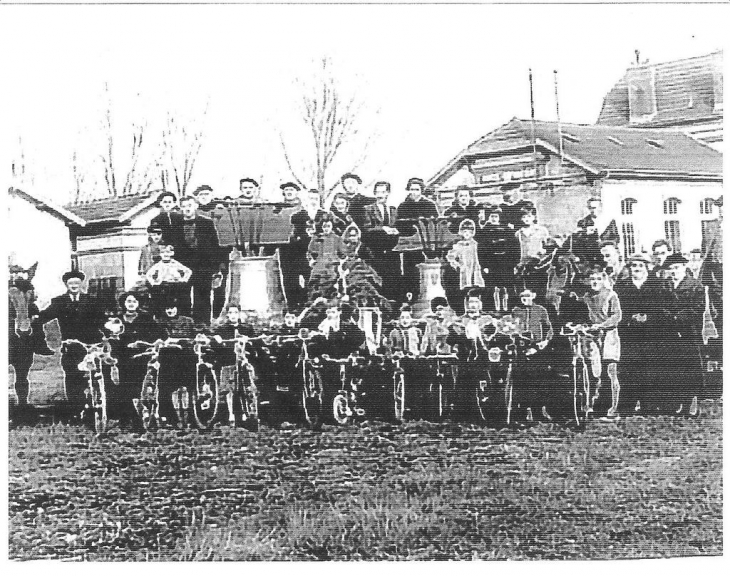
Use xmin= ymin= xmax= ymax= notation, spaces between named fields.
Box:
xmin=8 ymin=398 xmax=723 ymax=561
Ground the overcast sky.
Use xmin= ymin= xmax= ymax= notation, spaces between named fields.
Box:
xmin=2 ymin=4 xmax=726 ymax=206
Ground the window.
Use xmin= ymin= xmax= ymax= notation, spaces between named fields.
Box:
xmin=702 ymin=220 xmax=719 ymax=255
xmin=88 ymin=276 xmax=121 ymax=311
xmin=621 ymin=222 xmax=636 ymax=259
xmin=663 ymin=197 xmax=681 ymax=215
xmin=700 ymin=198 xmax=715 ymax=215
xmin=664 ymin=221 xmax=682 ymax=253
xmin=621 ymin=198 xmax=637 ymax=216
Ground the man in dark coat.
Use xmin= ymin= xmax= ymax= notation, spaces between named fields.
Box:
xmin=476 ymin=205 xmax=519 ymax=313
xmin=341 ymin=173 xmax=376 ymax=231
xmin=661 ymin=253 xmax=705 ymax=416
xmin=175 ymin=195 xmax=226 ymax=323
xmin=396 ymin=178 xmax=440 ymax=301
xmin=395 ymin=177 xmax=439 ymax=233
xmin=37 ymin=270 xmax=104 ymax=417
xmin=150 ymin=191 xmax=184 ymax=247
xmin=499 ymin=184 xmax=534 ymax=230
xmin=362 ymin=181 xmax=400 ymax=301
xmin=444 ymin=186 xmax=480 ymax=234
xmin=192 ymin=185 xmax=218 ymax=217
xmin=614 ymin=253 xmax=667 ymax=416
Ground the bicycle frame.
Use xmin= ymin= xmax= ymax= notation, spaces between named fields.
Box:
xmin=64 ymin=337 xmax=116 ymax=434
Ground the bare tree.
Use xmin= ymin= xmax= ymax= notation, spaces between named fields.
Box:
xmin=278 ymin=57 xmax=381 ymax=201
xmin=159 ymin=106 xmax=207 ymax=197
xmin=95 ymin=83 xmax=154 ymax=198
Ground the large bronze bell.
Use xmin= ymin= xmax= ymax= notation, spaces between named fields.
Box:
xmin=222 ymin=249 xmax=287 ymax=320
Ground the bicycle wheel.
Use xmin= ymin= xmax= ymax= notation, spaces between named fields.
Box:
xmin=235 ymin=365 xmax=259 ymax=431
xmin=474 ymin=369 xmax=493 ymax=424
xmin=137 ymin=370 xmax=159 ymax=431
xmin=92 ymin=373 xmax=108 ymax=435
xmin=504 ymin=362 xmax=514 ymax=425
xmin=393 ymin=370 xmax=405 ymax=423
xmin=301 ymin=362 xmax=324 ymax=431
xmin=192 ymin=364 xmax=219 ymax=430
xmin=571 ymin=359 xmax=589 ymax=428
xmin=332 ymin=393 xmax=352 ymax=425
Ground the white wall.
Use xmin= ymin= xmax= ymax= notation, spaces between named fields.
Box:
xmin=7 ymin=194 xmax=72 ymax=306
xmin=600 ymin=179 xmax=723 ymax=256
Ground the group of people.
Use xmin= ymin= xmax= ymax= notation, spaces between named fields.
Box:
xmin=10 ymin=172 xmax=723 ymax=428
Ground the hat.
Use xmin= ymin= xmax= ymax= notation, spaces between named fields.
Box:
xmin=239 ymin=177 xmax=259 ymax=187
xmin=430 ymin=296 xmax=448 ymax=312
xmin=280 ymin=182 xmax=301 ymax=192
xmin=487 ymin=205 xmax=503 ymax=215
xmin=62 ymin=270 xmax=86 ymax=283
xmin=519 ymin=288 xmax=536 ymax=297
xmin=340 ymin=173 xmax=362 ymax=185
xmin=192 ymin=185 xmax=213 ymax=196
xmin=156 ymin=191 xmax=177 ymax=205
xmin=147 ymin=224 xmax=163 ymax=234
xmin=627 ymin=252 xmax=652 ymax=266
xmin=406 ymin=177 xmax=425 ymax=190
xmin=664 ymin=253 xmax=689 ymax=266
xmin=163 ymin=297 xmax=180 ymax=308
xmin=399 ymin=303 xmax=413 ymax=313
xmin=501 ymin=182 xmax=521 ymax=193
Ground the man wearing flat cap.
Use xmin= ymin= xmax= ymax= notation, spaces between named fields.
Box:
xmin=661 ymin=253 xmax=705 ymax=417
xmin=37 ymin=270 xmax=104 ymax=419
xmin=280 ymin=182 xmax=302 ymax=208
xmin=340 ymin=173 xmax=375 ymax=231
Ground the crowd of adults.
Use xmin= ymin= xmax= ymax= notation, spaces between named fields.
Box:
xmin=12 ymin=172 xmax=723 ymax=427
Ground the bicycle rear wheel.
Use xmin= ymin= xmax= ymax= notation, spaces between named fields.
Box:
xmin=192 ymin=364 xmax=219 ymax=430
xmin=393 ymin=370 xmax=405 ymax=423
xmin=136 ymin=370 xmax=159 ymax=431
xmin=92 ymin=374 xmax=107 ymax=435
xmin=235 ymin=366 xmax=259 ymax=431
xmin=302 ymin=362 xmax=324 ymax=431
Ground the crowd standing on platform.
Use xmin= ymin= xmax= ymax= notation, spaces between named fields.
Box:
xmin=8 ymin=173 xmax=723 ymax=431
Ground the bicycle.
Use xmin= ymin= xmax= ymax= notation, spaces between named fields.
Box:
xmin=426 ymin=353 xmax=459 ymax=421
xmin=560 ymin=323 xmax=602 ymax=427
xmin=130 ymin=334 xmax=219 ymax=430
xmin=320 ymin=354 xmax=367 ymax=425
xmin=214 ymin=334 xmax=269 ymax=431
xmin=63 ymin=337 xmax=118 ymax=434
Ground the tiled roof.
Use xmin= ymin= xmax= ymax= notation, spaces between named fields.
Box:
xmin=430 ymin=117 xmax=722 ymax=186
xmin=64 ymin=190 xmax=161 ymax=224
xmin=597 ymin=51 xmax=723 ymax=127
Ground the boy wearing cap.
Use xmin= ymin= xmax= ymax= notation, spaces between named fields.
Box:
xmin=614 ymin=253 xmax=665 ymax=415
xmin=444 ymin=186 xmax=479 ymax=233
xmin=37 ymin=270 xmax=104 ymax=418
xmin=477 ymin=205 xmax=519 ymax=312
xmin=237 ymin=178 xmax=261 ymax=204
xmin=511 ymin=288 xmax=553 ymax=422
xmin=138 ymin=225 xmax=164 ymax=277
xmin=662 ymin=253 xmax=705 ymax=417
xmin=421 ymin=297 xmax=456 ymax=356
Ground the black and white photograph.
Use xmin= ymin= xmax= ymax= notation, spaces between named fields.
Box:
xmin=3 ymin=0 xmax=725 ymax=563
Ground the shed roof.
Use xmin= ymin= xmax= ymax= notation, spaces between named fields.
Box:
xmin=64 ymin=190 xmax=162 ymax=224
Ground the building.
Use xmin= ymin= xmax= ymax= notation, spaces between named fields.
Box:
xmin=428 ymin=118 xmax=723 ymax=258
xmin=63 ymin=191 xmax=162 ymax=303
xmin=7 ymin=187 xmax=84 ymax=304
xmin=597 ymin=51 xmax=723 ymax=152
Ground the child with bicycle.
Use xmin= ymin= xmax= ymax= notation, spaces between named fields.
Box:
xmin=570 ymin=266 xmax=623 ymax=421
